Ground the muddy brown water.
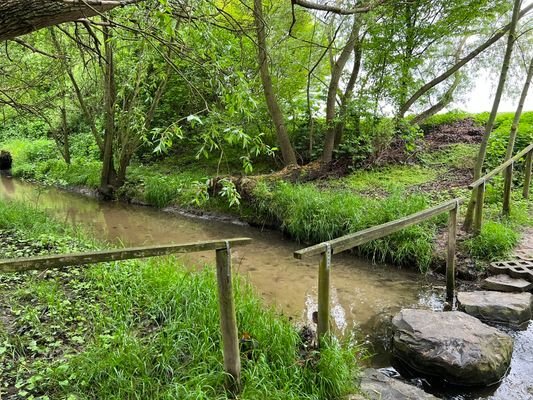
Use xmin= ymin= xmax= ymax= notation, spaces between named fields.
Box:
xmin=1 ymin=176 xmax=531 ymax=400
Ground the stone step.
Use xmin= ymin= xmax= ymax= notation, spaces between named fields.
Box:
xmin=391 ymin=309 xmax=513 ymax=386
xmin=481 ymin=274 xmax=533 ymax=293
xmin=457 ymin=290 xmax=532 ymax=328
xmin=489 ymin=259 xmax=533 ymax=282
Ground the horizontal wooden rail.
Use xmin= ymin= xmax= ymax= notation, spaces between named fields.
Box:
xmin=294 ymin=199 xmax=461 ymax=346
xmin=0 ymin=238 xmax=252 ymax=273
xmin=0 ymin=237 xmax=251 ymax=393
xmin=294 ymin=199 xmax=461 ymax=259
xmin=469 ymin=142 xmax=533 ymax=189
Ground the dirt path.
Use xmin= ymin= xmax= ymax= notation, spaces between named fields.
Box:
xmin=513 ymin=228 xmax=533 ymax=259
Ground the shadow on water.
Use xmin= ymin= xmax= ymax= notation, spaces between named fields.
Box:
xmin=1 ymin=177 xmax=532 ymax=399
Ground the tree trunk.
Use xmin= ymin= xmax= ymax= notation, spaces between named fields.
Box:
xmin=397 ymin=1 xmax=416 ymax=115
xmin=410 ymin=73 xmax=460 ymax=125
xmin=322 ymin=18 xmax=359 ymax=163
xmin=99 ymin=22 xmax=117 ymax=198
xmin=253 ymin=0 xmax=297 ymax=166
xmin=0 ymin=0 xmax=141 ymax=41
xmin=333 ymin=29 xmax=363 ymax=149
xmin=463 ymin=0 xmax=522 ymax=231
xmin=398 ymin=3 xmax=533 ymax=118
xmin=504 ymin=57 xmax=533 ymax=160
xmin=411 ymin=38 xmax=466 ymax=125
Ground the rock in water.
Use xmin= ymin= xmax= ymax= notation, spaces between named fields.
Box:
xmin=457 ymin=291 xmax=532 ymax=328
xmin=392 ymin=309 xmax=513 ymax=386
xmin=358 ymin=368 xmax=439 ymax=400
xmin=0 ymin=150 xmax=12 ymax=170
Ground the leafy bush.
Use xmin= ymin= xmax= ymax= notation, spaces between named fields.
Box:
xmin=485 ymin=111 xmax=533 ymax=173
xmin=0 ymin=119 xmax=49 ymax=142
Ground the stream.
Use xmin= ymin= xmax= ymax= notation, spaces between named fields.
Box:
xmin=1 ymin=176 xmax=531 ymax=400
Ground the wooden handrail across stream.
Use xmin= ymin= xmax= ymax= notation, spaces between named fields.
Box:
xmin=468 ymin=142 xmax=533 ymax=233
xmin=0 ymin=237 xmax=252 ymax=394
xmin=294 ymin=198 xmax=462 ymax=345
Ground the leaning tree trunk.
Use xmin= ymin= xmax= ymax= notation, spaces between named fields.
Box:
xmin=322 ymin=17 xmax=359 ymax=163
xmin=0 ymin=0 xmax=141 ymax=41
xmin=504 ymin=57 xmax=533 ymax=161
xmin=463 ymin=0 xmax=522 ymax=231
xmin=333 ymin=23 xmax=363 ymax=149
xmin=253 ymin=0 xmax=297 ymax=166
xmin=411 ymin=38 xmax=467 ymax=125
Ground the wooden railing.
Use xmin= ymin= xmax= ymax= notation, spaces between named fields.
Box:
xmin=0 ymin=238 xmax=252 ymax=394
xmin=294 ymin=199 xmax=461 ymax=345
xmin=468 ymin=142 xmax=533 ymax=233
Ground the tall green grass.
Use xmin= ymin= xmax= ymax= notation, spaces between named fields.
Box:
xmin=253 ymin=181 xmax=441 ymax=272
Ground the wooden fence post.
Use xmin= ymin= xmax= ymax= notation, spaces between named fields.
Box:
xmin=473 ymin=180 xmax=485 ymax=235
xmin=215 ymin=244 xmax=241 ymax=394
xmin=502 ymin=161 xmax=513 ymax=216
xmin=446 ymin=202 xmax=458 ymax=304
xmin=317 ymin=244 xmax=331 ymax=347
xmin=523 ymin=150 xmax=533 ymax=199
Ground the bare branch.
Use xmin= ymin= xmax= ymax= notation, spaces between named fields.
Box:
xmin=11 ymin=38 xmax=61 ymax=59
xmin=292 ymin=0 xmax=387 ymax=15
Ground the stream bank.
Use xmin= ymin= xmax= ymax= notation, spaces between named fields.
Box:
xmin=2 ymin=177 xmax=533 ymax=400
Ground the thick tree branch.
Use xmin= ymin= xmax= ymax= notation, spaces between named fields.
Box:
xmin=0 ymin=0 xmax=142 ymax=41
xmin=292 ymin=0 xmax=387 ymax=15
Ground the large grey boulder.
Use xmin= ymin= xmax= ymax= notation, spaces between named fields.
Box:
xmin=358 ymin=368 xmax=438 ymax=400
xmin=457 ymin=291 xmax=532 ymax=328
xmin=392 ymin=309 xmax=513 ymax=386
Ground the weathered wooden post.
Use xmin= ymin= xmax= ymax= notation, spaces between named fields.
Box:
xmin=473 ymin=180 xmax=485 ymax=234
xmin=523 ymin=150 xmax=533 ymax=199
xmin=317 ymin=243 xmax=331 ymax=347
xmin=446 ymin=202 xmax=458 ymax=303
xmin=215 ymin=243 xmax=241 ymax=394
xmin=502 ymin=161 xmax=514 ymax=216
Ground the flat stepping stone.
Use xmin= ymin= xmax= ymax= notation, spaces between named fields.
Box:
xmin=356 ymin=368 xmax=438 ymax=400
xmin=490 ymin=260 xmax=533 ymax=282
xmin=481 ymin=274 xmax=533 ymax=292
xmin=457 ymin=291 xmax=532 ymax=328
xmin=392 ymin=309 xmax=513 ymax=386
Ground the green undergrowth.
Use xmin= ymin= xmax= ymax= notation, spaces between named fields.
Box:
xmin=420 ymin=143 xmax=478 ymax=170
xmin=0 ymin=200 xmax=362 ymax=399
xmin=0 ymin=138 xmax=236 ymax=211
xmin=334 ymin=164 xmax=439 ymax=193
xmin=462 ymin=184 xmax=532 ymax=261
xmin=253 ymin=181 xmax=443 ymax=272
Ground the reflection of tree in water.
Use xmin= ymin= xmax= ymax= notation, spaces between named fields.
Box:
xmin=0 ymin=174 xmax=15 ymax=198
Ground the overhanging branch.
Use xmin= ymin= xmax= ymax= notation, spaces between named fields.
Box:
xmin=292 ymin=0 xmax=387 ymax=15
xmin=0 ymin=0 xmax=143 ymax=41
